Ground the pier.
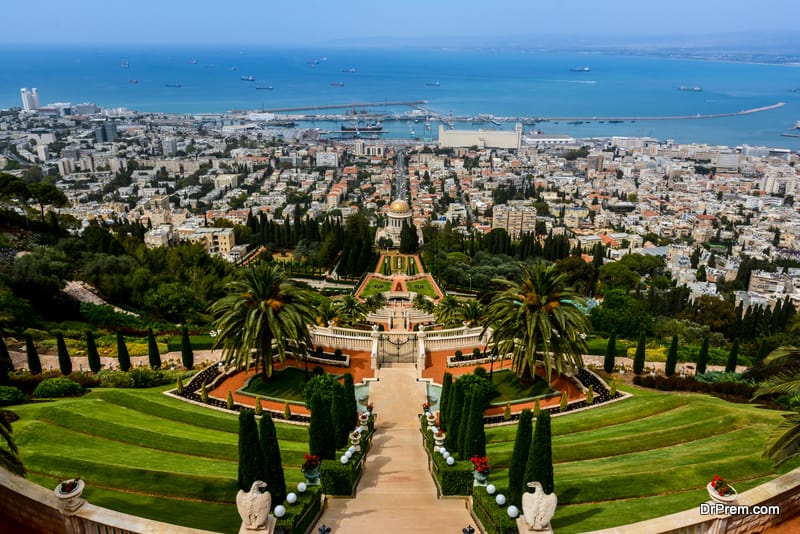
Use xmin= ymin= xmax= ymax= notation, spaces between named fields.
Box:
xmin=529 ymin=102 xmax=785 ymax=122
xmin=249 ymin=100 xmax=428 ymax=113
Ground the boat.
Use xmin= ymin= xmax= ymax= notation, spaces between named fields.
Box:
xmin=128 ymin=79 xmax=138 ymax=84
xmin=165 ymin=83 xmax=182 ymax=88
xmin=330 ymin=82 xmax=345 ymax=87
xmin=426 ymin=81 xmax=440 ymax=86
xmin=341 ymin=120 xmax=383 ymax=132
xmin=678 ymin=86 xmax=703 ymax=92
xmin=256 ymin=84 xmax=273 ymax=90
xmin=342 ymin=67 xmax=356 ymax=73
xmin=189 ymin=59 xmax=198 ymax=65
xmin=570 ymin=66 xmax=590 ymax=72
xmin=791 ymin=120 xmax=800 ymax=130
xmin=240 ymin=75 xmax=255 ymax=81
xmin=265 ymin=119 xmax=296 ymax=127
xmin=119 ymin=61 xmax=129 ymax=69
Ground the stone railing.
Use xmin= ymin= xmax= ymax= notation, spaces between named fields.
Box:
xmin=0 ymin=468 xmax=216 ymax=534
xmin=424 ymin=326 xmax=488 ymax=352
xmin=310 ymin=327 xmax=373 ymax=353
xmin=591 ymin=466 xmax=800 ymax=534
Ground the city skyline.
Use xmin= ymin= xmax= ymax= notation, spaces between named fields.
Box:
xmin=2 ymin=0 xmax=800 ymax=46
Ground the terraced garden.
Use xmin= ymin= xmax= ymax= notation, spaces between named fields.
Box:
xmin=11 ymin=386 xmax=310 ymax=533
xmin=484 ymin=385 xmax=800 ymax=532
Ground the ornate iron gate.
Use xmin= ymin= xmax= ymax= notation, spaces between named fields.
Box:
xmin=379 ymin=333 xmax=416 ymax=366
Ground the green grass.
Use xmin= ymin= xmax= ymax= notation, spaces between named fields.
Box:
xmin=407 ymin=278 xmax=437 ymax=298
xmin=241 ymin=367 xmax=316 ymax=403
xmin=484 ymin=385 xmax=800 ymax=533
xmin=11 ymin=386 xmax=310 ymax=533
xmin=360 ymin=278 xmax=391 ymax=298
xmin=489 ymin=369 xmax=554 ymax=404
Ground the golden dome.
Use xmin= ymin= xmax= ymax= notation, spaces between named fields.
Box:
xmin=388 ymin=199 xmax=411 ymax=214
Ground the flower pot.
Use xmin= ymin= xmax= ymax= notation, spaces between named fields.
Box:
xmin=303 ymin=466 xmax=321 ymax=486
xmin=54 ymin=479 xmax=86 ymax=513
xmin=473 ymin=470 xmax=489 ymax=486
xmin=434 ymin=433 xmax=445 ymax=448
xmin=350 ymin=433 xmax=361 ymax=452
xmin=359 ymin=413 xmax=369 ymax=425
xmin=707 ymin=482 xmax=737 ymax=504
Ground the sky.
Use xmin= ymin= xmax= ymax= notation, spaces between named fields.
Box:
xmin=3 ymin=0 xmax=799 ymax=46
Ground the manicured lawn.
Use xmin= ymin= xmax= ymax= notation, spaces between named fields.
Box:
xmin=241 ymin=367 xmax=324 ymax=403
xmin=483 ymin=384 xmax=800 ymax=533
xmin=11 ymin=385 xmax=310 ymax=533
xmin=407 ymin=278 xmax=437 ymax=298
xmin=489 ymin=369 xmax=554 ymax=404
xmin=360 ymin=278 xmax=392 ymax=298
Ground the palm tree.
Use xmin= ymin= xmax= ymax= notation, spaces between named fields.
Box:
xmin=483 ymin=261 xmax=589 ymax=384
xmin=316 ymin=299 xmax=339 ymax=327
xmin=0 ymin=412 xmax=24 ymax=476
xmin=364 ymin=293 xmax=387 ymax=314
xmin=336 ymin=295 xmax=366 ymax=327
xmin=457 ymin=300 xmax=483 ymax=327
xmin=753 ymin=347 xmax=800 ymax=465
xmin=413 ymin=293 xmax=435 ymax=314
xmin=435 ymin=295 xmax=462 ymax=327
xmin=210 ymin=262 xmax=316 ymax=380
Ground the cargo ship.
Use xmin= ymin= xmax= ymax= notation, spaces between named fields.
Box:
xmin=341 ymin=120 xmax=383 ymax=132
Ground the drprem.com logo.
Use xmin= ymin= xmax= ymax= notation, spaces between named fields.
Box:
xmin=700 ymin=503 xmax=781 ymax=516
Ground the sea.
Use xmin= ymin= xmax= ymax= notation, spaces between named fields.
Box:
xmin=2 ymin=44 xmax=800 ymax=149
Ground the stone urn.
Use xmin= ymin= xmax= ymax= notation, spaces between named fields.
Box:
xmin=359 ymin=412 xmax=369 ymax=425
xmin=433 ymin=432 xmax=446 ymax=451
xmin=303 ymin=466 xmax=321 ymax=486
xmin=426 ymin=412 xmax=436 ymax=428
xmin=54 ymin=478 xmax=86 ymax=513
xmin=707 ymin=482 xmax=737 ymax=504
xmin=350 ymin=431 xmax=362 ymax=452
xmin=473 ymin=470 xmax=489 ymax=486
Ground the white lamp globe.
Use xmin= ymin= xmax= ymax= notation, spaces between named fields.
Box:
xmin=286 ymin=492 xmax=297 ymax=504
xmin=486 ymin=484 xmax=496 ymax=495
xmin=431 ymin=426 xmax=438 ymax=433
xmin=348 ymin=446 xmax=356 ymax=454
xmin=439 ymin=447 xmax=447 ymax=455
xmin=274 ymin=505 xmax=286 ymax=518
xmin=507 ymin=505 xmax=519 ymax=518
xmin=359 ymin=425 xmax=366 ymax=433
xmin=340 ymin=455 xmax=349 ymax=464
xmin=442 ymin=451 xmax=450 ymax=459
xmin=446 ymin=456 xmax=455 ymax=465
xmin=495 ymin=494 xmax=506 ymax=506
xmin=344 ymin=451 xmax=352 ymax=460
xmin=297 ymin=482 xmax=307 ymax=493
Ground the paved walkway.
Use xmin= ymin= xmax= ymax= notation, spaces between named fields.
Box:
xmin=314 ymin=364 xmax=474 ymax=533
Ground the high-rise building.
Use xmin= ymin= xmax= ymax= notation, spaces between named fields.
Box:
xmin=492 ymin=201 xmax=537 ymax=238
xmin=162 ymin=137 xmax=178 ymax=157
xmin=20 ymin=88 xmax=37 ymax=111
xmin=94 ymin=122 xmax=118 ymax=143
xmin=30 ymin=88 xmax=40 ymax=110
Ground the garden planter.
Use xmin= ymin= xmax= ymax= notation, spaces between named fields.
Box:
xmin=473 ymin=470 xmax=489 ymax=486
xmin=303 ymin=467 xmax=321 ymax=486
xmin=54 ymin=479 xmax=85 ymax=513
xmin=707 ymin=482 xmax=737 ymax=504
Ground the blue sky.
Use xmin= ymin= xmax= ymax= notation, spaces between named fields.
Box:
xmin=3 ymin=0 xmax=799 ymax=45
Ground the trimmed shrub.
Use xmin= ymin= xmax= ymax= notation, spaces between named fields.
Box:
xmin=259 ymin=412 xmax=286 ymax=506
xmin=147 ymin=329 xmax=161 ymax=370
xmin=457 ymin=391 xmax=473 ymax=458
xmin=129 ymin=368 xmax=174 ymax=388
xmin=309 ymin=392 xmax=335 ymax=460
xmin=283 ymin=401 xmax=291 ymax=421
xmin=559 ymin=390 xmax=568 ymax=412
xmin=525 ymin=411 xmax=554 ymax=495
xmin=445 ymin=380 xmax=464 ymax=450
xmin=696 ymin=337 xmax=710 ymax=375
xmin=503 ymin=401 xmax=512 ymax=421
xmin=430 ymin=448 xmax=473 ymax=495
xmin=473 ymin=486 xmax=518 ymax=534
xmin=320 ymin=457 xmax=361 ymax=496
xmin=665 ymin=335 xmax=678 ymax=376
xmin=97 ymin=370 xmax=133 ymax=388
xmin=0 ymin=386 xmax=25 ymax=406
xmin=508 ymin=408 xmax=533 ymax=507
xmin=274 ymin=485 xmax=322 ymax=534
xmin=533 ymin=399 xmax=541 ymax=417
xmin=86 ymin=330 xmax=101 ymax=373
xmin=56 ymin=333 xmax=72 ymax=376
xmin=226 ymin=391 xmax=234 ymax=410
xmin=586 ymin=385 xmax=594 ymax=404
xmin=200 ymin=382 xmax=209 ymax=403
xmin=176 ymin=376 xmax=184 ymax=394
xmin=604 ymin=331 xmax=616 ymax=373
xmin=25 ymin=334 xmax=42 ymax=375
xmin=117 ymin=332 xmax=131 ymax=372
xmin=726 ymin=339 xmax=739 ymax=374
xmin=181 ymin=326 xmax=194 ymax=370
xmin=633 ymin=331 xmax=646 ymax=375
xmin=238 ymin=409 xmax=265 ymax=491
xmin=32 ymin=377 xmax=84 ymax=398
xmin=440 ymin=372 xmax=453 ymax=430
xmin=0 ymin=337 xmax=12 ymax=386
xmin=254 ymin=396 xmax=263 ymax=415
xmin=331 ymin=383 xmax=348 ymax=449
xmin=343 ymin=373 xmax=357 ymax=430
xmin=464 ymin=389 xmax=486 ymax=459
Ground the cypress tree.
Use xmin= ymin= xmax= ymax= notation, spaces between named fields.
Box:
xmin=147 ymin=329 xmax=161 ymax=370
xmin=331 ymin=383 xmax=348 ymax=450
xmin=464 ymin=389 xmax=486 ymax=460
xmin=25 ymin=334 xmax=42 ymax=375
xmin=254 ymin=396 xmax=263 ymax=415
xmin=757 ymin=339 xmax=769 ymax=363
xmin=726 ymin=338 xmax=739 ymax=373
xmin=343 ymin=373 xmax=357 ymax=430
xmin=439 ymin=372 xmax=453 ymax=431
xmin=444 ymin=381 xmax=464 ymax=450
xmin=259 ymin=412 xmax=286 ymax=506
xmin=696 ymin=337 xmax=709 ymax=375
xmin=457 ymin=391 xmax=473 ymax=458
xmin=238 ymin=409 xmax=266 ymax=491
xmin=524 ymin=411 xmax=554 ymax=495
xmin=633 ymin=331 xmax=646 ymax=375
xmin=309 ymin=394 xmax=335 ymax=459
xmin=56 ymin=332 xmax=72 ymax=375
xmin=86 ymin=330 xmax=101 ymax=373
xmin=226 ymin=391 xmax=234 ymax=410
xmin=181 ymin=326 xmax=194 ymax=370
xmin=508 ymin=408 xmax=533 ymax=507
xmin=559 ymin=391 xmax=568 ymax=412
xmin=116 ymin=332 xmax=130 ymax=372
xmin=603 ymin=331 xmax=616 ymax=373
xmin=665 ymin=334 xmax=678 ymax=376
xmin=0 ymin=336 xmax=11 ymax=385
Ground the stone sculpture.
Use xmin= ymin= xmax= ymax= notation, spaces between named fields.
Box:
xmin=521 ymin=481 xmax=558 ymax=532
xmin=236 ymin=481 xmax=272 ymax=533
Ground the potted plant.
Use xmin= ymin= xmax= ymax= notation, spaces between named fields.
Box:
xmin=350 ymin=430 xmax=362 ymax=452
xmin=707 ymin=475 xmax=737 ymax=503
xmin=301 ymin=454 xmax=321 ymax=485
xmin=434 ymin=431 xmax=446 ymax=449
xmin=470 ymin=455 xmax=491 ymax=485
xmin=54 ymin=477 xmax=85 ymax=512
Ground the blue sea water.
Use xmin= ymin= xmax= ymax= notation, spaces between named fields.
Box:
xmin=1 ymin=44 xmax=800 ymax=148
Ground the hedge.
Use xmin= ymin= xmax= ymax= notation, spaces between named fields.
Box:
xmin=472 ymin=486 xmax=518 ymax=534
xmin=274 ymin=486 xmax=323 ymax=534
xmin=422 ymin=419 xmax=473 ymax=495
xmin=32 ymin=377 xmax=84 ymax=398
xmin=632 ymin=375 xmax=755 ymax=397
xmin=320 ymin=414 xmax=374 ymax=496
xmin=0 ymin=386 xmax=25 ymax=406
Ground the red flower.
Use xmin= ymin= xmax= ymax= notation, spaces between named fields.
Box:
xmin=302 ymin=454 xmax=320 ymax=471
xmin=470 ymin=456 xmax=491 ymax=474
xmin=710 ymin=475 xmax=731 ymax=496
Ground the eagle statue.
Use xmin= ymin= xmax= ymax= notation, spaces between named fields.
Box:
xmin=522 ymin=481 xmax=558 ymax=531
xmin=236 ymin=480 xmax=271 ymax=531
